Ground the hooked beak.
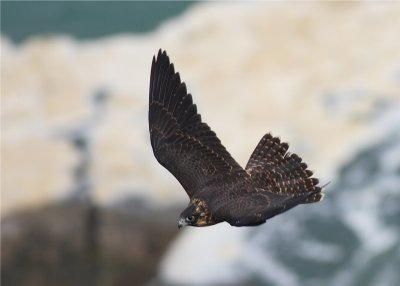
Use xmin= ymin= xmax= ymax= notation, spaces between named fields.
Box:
xmin=178 ymin=217 xmax=187 ymax=229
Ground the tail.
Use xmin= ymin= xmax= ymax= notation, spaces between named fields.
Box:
xmin=246 ymin=133 xmax=324 ymax=204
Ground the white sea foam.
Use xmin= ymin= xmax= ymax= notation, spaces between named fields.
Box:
xmin=160 ymin=223 xmax=248 ymax=285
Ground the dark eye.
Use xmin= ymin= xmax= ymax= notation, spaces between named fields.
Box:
xmin=187 ymin=215 xmax=195 ymax=222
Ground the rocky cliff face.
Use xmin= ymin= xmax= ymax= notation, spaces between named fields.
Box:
xmin=2 ymin=2 xmax=400 ymax=286
xmin=2 ymin=200 xmax=181 ymax=286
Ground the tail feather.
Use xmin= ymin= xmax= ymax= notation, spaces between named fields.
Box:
xmin=246 ymin=133 xmax=324 ymax=203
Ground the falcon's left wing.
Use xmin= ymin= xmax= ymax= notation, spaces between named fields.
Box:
xmin=149 ymin=50 xmax=246 ymax=198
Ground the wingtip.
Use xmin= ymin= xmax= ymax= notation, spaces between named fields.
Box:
xmin=157 ymin=48 xmax=163 ymax=58
xmin=316 ymin=181 xmax=330 ymax=201
xmin=155 ymin=49 xmax=169 ymax=62
xmin=320 ymin=181 xmax=331 ymax=190
xmin=311 ymin=178 xmax=319 ymax=186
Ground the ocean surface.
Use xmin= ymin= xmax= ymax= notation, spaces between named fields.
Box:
xmin=2 ymin=2 xmax=400 ymax=286
xmin=2 ymin=1 xmax=195 ymax=43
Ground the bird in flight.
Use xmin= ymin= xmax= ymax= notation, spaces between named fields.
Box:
xmin=149 ymin=50 xmax=324 ymax=228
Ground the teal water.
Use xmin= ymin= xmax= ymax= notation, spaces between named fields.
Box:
xmin=1 ymin=1 xmax=195 ymax=43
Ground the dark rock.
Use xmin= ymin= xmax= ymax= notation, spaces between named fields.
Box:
xmin=1 ymin=199 xmax=182 ymax=286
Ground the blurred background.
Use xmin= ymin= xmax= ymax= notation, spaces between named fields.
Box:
xmin=1 ymin=1 xmax=400 ymax=286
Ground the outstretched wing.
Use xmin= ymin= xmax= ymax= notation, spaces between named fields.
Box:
xmin=149 ymin=50 xmax=245 ymax=197
xmin=217 ymin=134 xmax=323 ymax=226
xmin=245 ymin=133 xmax=323 ymax=203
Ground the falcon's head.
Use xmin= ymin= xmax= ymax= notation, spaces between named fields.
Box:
xmin=178 ymin=199 xmax=212 ymax=228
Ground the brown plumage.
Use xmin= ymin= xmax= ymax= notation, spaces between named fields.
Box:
xmin=149 ymin=50 xmax=324 ymax=228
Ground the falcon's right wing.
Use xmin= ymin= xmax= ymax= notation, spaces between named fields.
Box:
xmin=245 ymin=133 xmax=323 ymax=203
xmin=215 ymin=132 xmax=324 ymax=226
